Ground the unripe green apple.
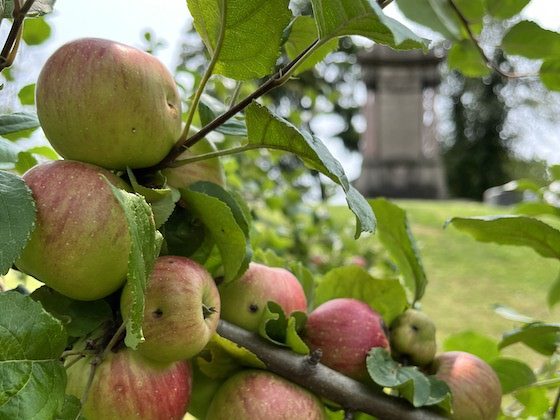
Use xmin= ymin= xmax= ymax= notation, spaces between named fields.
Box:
xmin=205 ymin=369 xmax=326 ymax=420
xmin=66 ymin=348 xmax=192 ymax=420
xmin=16 ymin=160 xmax=131 ymax=301
xmin=303 ymin=298 xmax=390 ymax=382
xmin=430 ymin=351 xmax=502 ymax=420
xmin=36 ymin=37 xmax=182 ymax=169
xmin=390 ymin=309 xmax=437 ymax=366
xmin=121 ymin=256 xmax=221 ymax=363
xmin=218 ymin=262 xmax=308 ymax=332
xmin=162 ymin=138 xmax=226 ymax=189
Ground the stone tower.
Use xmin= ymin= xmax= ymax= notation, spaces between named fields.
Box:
xmin=355 ymin=46 xmax=447 ymax=199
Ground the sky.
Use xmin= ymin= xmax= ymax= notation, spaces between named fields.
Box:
xmin=4 ymin=0 xmax=560 ymax=178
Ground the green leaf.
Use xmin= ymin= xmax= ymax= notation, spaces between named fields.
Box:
xmin=285 ymin=16 xmax=339 ymax=75
xmin=198 ymin=334 xmax=265 ymax=381
xmin=56 ymin=395 xmax=82 ymax=420
xmin=246 ymin=102 xmax=375 ymax=238
xmin=443 ymin=331 xmax=500 ymax=363
xmin=396 ymin=0 xmax=462 ymax=40
xmin=502 ymin=20 xmax=560 ymax=59
xmin=315 ymin=265 xmax=407 ymax=325
xmin=370 ymin=198 xmax=427 ymax=303
xmin=14 ymin=151 xmax=37 ymax=174
xmin=366 ymin=348 xmax=451 ymax=408
xmin=0 ymin=112 xmax=40 ymax=136
xmin=0 ymin=292 xmax=67 ymax=419
xmin=454 ymin=0 xmax=485 ymax=23
xmin=26 ymin=146 xmax=58 ymax=160
xmin=180 ymin=181 xmax=251 ymax=282
xmin=514 ymin=387 xmax=550 ymax=418
xmin=311 ymin=0 xmax=426 ymax=50
xmin=187 ymin=0 xmax=292 ymax=80
xmin=547 ymin=269 xmax=560 ymax=308
xmin=109 ymin=186 xmax=159 ymax=349
xmin=499 ymin=322 xmax=560 ymax=355
xmin=490 ymin=357 xmax=536 ymax=394
xmin=447 ymin=40 xmax=491 ymax=78
xmin=199 ymin=100 xmax=247 ymax=137
xmin=0 ymin=137 xmax=19 ymax=166
xmin=31 ymin=286 xmax=112 ymax=337
xmin=540 ymin=58 xmax=560 ymax=91
xmin=485 ymin=0 xmax=530 ymax=19
xmin=127 ymin=168 xmax=180 ymax=228
xmin=258 ymin=302 xmax=308 ymax=354
xmin=447 ymin=215 xmax=560 ymax=260
xmin=17 ymin=83 xmax=35 ymax=106
xmin=0 ymin=171 xmax=36 ymax=275
xmin=22 ymin=17 xmax=51 ymax=45
xmin=493 ymin=304 xmax=535 ymax=323
xmin=160 ymin=205 xmax=209 ymax=260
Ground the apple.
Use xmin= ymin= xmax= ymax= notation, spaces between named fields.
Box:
xmin=430 ymin=351 xmax=502 ymax=420
xmin=16 ymin=160 xmax=132 ymax=301
xmin=303 ymin=298 xmax=390 ymax=381
xmin=205 ymin=369 xmax=326 ymax=419
xmin=162 ymin=137 xmax=226 ymax=189
xmin=120 ymin=256 xmax=220 ymax=363
xmin=66 ymin=348 xmax=192 ymax=420
xmin=218 ymin=262 xmax=308 ymax=332
xmin=389 ymin=308 xmax=437 ymax=366
xmin=35 ymin=37 xmax=182 ymax=169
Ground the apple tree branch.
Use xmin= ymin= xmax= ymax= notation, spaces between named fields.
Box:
xmin=216 ymin=320 xmax=447 ymax=420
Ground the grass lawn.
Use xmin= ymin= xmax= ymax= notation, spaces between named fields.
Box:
xmin=334 ymin=199 xmax=560 ymax=368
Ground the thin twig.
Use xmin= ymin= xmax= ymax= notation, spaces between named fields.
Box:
xmin=216 ymin=320 xmax=446 ymax=420
xmin=63 ymin=354 xmax=86 ymax=370
xmin=75 ymin=355 xmax=101 ymax=419
xmin=149 ymin=39 xmax=321 ymax=170
xmin=447 ymin=0 xmax=521 ymax=79
xmin=0 ymin=0 xmax=36 ymax=71
xmin=178 ymin=0 xmax=228 ymax=149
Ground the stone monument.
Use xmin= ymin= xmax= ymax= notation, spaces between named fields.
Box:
xmin=355 ymin=46 xmax=447 ymax=199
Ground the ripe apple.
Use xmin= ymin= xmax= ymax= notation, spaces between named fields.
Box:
xmin=36 ymin=37 xmax=182 ymax=169
xmin=390 ymin=308 xmax=437 ymax=366
xmin=66 ymin=348 xmax=191 ymax=420
xmin=16 ymin=160 xmax=131 ymax=301
xmin=303 ymin=298 xmax=390 ymax=381
xmin=206 ymin=369 xmax=326 ymax=420
xmin=120 ymin=256 xmax=220 ymax=363
xmin=218 ymin=262 xmax=308 ymax=332
xmin=162 ymin=137 xmax=226 ymax=189
xmin=430 ymin=351 xmax=502 ymax=420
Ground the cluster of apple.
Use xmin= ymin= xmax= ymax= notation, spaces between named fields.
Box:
xmin=12 ymin=36 xmax=503 ymax=419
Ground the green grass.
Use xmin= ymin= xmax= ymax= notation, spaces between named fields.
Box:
xmin=336 ymin=199 xmax=560 ymax=367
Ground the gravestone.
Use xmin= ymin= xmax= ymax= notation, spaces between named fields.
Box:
xmin=355 ymin=46 xmax=447 ymax=199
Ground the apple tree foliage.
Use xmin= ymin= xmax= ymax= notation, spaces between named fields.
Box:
xmin=2 ymin=0 xmax=560 ymax=418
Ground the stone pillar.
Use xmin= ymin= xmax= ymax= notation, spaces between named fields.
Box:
xmin=355 ymin=46 xmax=447 ymax=199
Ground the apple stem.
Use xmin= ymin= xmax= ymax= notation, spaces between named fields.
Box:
xmin=61 ymin=349 xmax=97 ymax=359
xmin=202 ymin=304 xmax=217 ymax=319
xmin=216 ymin=320 xmax=446 ymax=420
xmin=306 ymin=349 xmax=323 ymax=366
xmin=76 ymin=355 xmax=101 ymax=418
xmin=101 ymin=322 xmax=127 ymax=359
